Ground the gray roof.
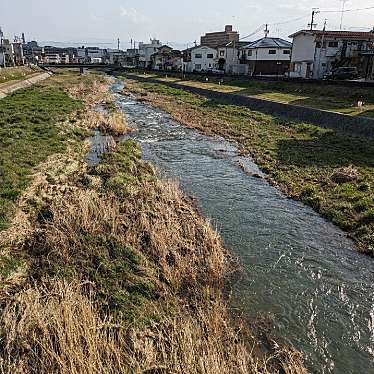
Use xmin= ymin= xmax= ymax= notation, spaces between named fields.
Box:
xmin=241 ymin=37 xmax=292 ymax=49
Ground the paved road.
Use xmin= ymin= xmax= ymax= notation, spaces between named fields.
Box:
xmin=0 ymin=72 xmax=52 ymax=99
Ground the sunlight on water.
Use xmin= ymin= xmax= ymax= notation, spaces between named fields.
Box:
xmin=111 ymin=81 xmax=374 ymax=374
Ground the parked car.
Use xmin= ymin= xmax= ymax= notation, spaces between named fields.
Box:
xmin=325 ymin=67 xmax=359 ymax=80
xmin=205 ymin=69 xmax=225 ymax=75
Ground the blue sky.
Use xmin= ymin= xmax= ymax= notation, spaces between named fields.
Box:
xmin=1 ymin=0 xmax=374 ymax=48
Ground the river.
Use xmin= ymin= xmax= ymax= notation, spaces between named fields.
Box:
xmin=110 ymin=81 xmax=374 ymax=374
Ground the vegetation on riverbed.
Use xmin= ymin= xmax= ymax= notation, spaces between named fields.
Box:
xmin=124 ymin=78 xmax=374 ymax=255
xmin=131 ymin=71 xmax=374 ymax=118
xmin=0 ymin=70 xmax=307 ymax=373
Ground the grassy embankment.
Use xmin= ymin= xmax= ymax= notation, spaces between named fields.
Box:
xmin=123 ymin=78 xmax=374 ymax=255
xmin=131 ymin=71 xmax=374 ymax=118
xmin=0 ymin=66 xmax=42 ymax=85
xmin=0 ymin=70 xmax=307 ymax=373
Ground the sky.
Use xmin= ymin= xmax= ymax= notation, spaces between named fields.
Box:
xmin=1 ymin=0 xmax=374 ymax=49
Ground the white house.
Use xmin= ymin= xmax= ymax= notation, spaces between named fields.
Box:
xmin=189 ymin=45 xmax=217 ymax=72
xmin=217 ymin=41 xmax=248 ymax=74
xmin=138 ymin=39 xmax=162 ymax=68
xmin=44 ymin=54 xmax=61 ymax=64
xmin=289 ymin=29 xmax=374 ymax=79
xmin=239 ymin=37 xmax=292 ymax=76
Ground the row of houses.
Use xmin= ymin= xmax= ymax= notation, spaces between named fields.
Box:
xmin=22 ymin=42 xmax=126 ymax=65
xmin=2 ymin=25 xmax=373 ymax=80
xmin=133 ymin=25 xmax=374 ymax=80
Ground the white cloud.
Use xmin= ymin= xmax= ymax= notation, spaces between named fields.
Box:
xmin=120 ymin=6 xmax=149 ymax=24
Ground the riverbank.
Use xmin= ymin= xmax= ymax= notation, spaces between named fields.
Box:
xmin=0 ymin=70 xmax=306 ymax=373
xmin=129 ymin=71 xmax=374 ymax=118
xmin=0 ymin=66 xmax=43 ymax=84
xmin=121 ymin=77 xmax=374 ymax=255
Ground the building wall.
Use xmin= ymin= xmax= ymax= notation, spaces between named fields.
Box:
xmin=201 ymin=26 xmax=239 ymax=49
xmin=243 ymin=47 xmax=291 ymax=61
xmin=291 ymin=33 xmax=316 ymax=63
xmin=139 ymin=40 xmax=162 ymax=68
xmin=217 ymin=47 xmax=240 ymax=72
xmin=191 ymin=46 xmax=217 ymax=71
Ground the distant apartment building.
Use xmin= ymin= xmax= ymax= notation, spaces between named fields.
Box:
xmin=201 ymin=25 xmax=239 ymax=48
xmin=239 ymin=37 xmax=292 ymax=76
xmin=106 ymin=49 xmax=125 ymax=65
xmin=23 ymin=41 xmax=44 ymax=63
xmin=124 ymin=48 xmax=139 ymax=67
xmin=1 ymin=39 xmax=21 ymax=66
xmin=77 ymin=47 xmax=87 ymax=63
xmin=289 ymin=29 xmax=374 ymax=79
xmin=86 ymin=47 xmax=104 ymax=63
xmin=138 ymin=39 xmax=162 ymax=68
xmin=44 ymin=53 xmax=62 ymax=64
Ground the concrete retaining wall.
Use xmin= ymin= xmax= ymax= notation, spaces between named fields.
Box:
xmin=0 ymin=72 xmax=52 ymax=99
xmin=126 ymin=74 xmax=374 ymax=139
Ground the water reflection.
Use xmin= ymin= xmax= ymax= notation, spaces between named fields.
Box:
xmin=111 ymin=82 xmax=374 ymax=374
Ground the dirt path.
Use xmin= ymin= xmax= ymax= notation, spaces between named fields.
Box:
xmin=0 ymin=72 xmax=52 ymax=98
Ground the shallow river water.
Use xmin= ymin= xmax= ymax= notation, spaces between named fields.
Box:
xmin=111 ymin=81 xmax=374 ymax=374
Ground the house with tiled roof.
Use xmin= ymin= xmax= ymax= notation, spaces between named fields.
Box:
xmin=239 ymin=37 xmax=292 ymax=76
xmin=289 ymin=29 xmax=374 ymax=79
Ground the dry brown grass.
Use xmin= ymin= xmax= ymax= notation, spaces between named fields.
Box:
xmin=67 ymin=78 xmax=114 ymax=107
xmin=0 ymin=73 xmax=308 ymax=373
xmin=331 ymin=165 xmax=361 ymax=184
xmin=77 ymin=109 xmax=132 ymax=136
xmin=0 ymin=280 xmax=306 ymax=374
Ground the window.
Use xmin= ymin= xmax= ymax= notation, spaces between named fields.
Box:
xmin=195 ymin=53 xmax=202 ymax=58
xmin=269 ymin=50 xmax=276 ymax=55
xmin=248 ymin=50 xmax=253 ymax=56
xmin=283 ymin=50 xmax=290 ymax=55
xmin=328 ymin=42 xmax=338 ymax=48
xmin=207 ymin=53 xmax=214 ymax=58
xmin=195 ymin=64 xmax=201 ymax=70
xmin=220 ymin=50 xmax=225 ymax=56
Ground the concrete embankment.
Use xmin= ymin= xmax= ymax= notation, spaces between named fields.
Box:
xmin=126 ymin=74 xmax=374 ymax=139
xmin=0 ymin=72 xmax=52 ymax=99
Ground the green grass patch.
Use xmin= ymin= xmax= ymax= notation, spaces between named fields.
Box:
xmin=136 ymin=71 xmax=374 ymax=118
xmin=131 ymin=79 xmax=374 ymax=254
xmin=0 ymin=66 xmax=41 ymax=85
xmin=0 ymin=85 xmax=82 ymax=229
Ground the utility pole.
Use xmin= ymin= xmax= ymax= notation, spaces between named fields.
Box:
xmin=117 ymin=38 xmax=120 ymax=51
xmin=264 ymin=24 xmax=269 ymax=38
xmin=340 ymin=0 xmax=348 ymax=30
xmin=308 ymin=8 xmax=320 ymax=30
xmin=316 ymin=19 xmax=328 ymax=79
xmin=0 ymin=27 xmax=5 ymax=68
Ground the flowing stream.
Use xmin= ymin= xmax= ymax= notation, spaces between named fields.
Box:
xmin=111 ymin=81 xmax=374 ymax=374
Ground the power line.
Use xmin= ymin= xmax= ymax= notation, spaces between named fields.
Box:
xmin=271 ymin=14 xmax=310 ymax=26
xmin=320 ymin=5 xmax=374 ymax=13
xmin=239 ymin=24 xmax=265 ymax=40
